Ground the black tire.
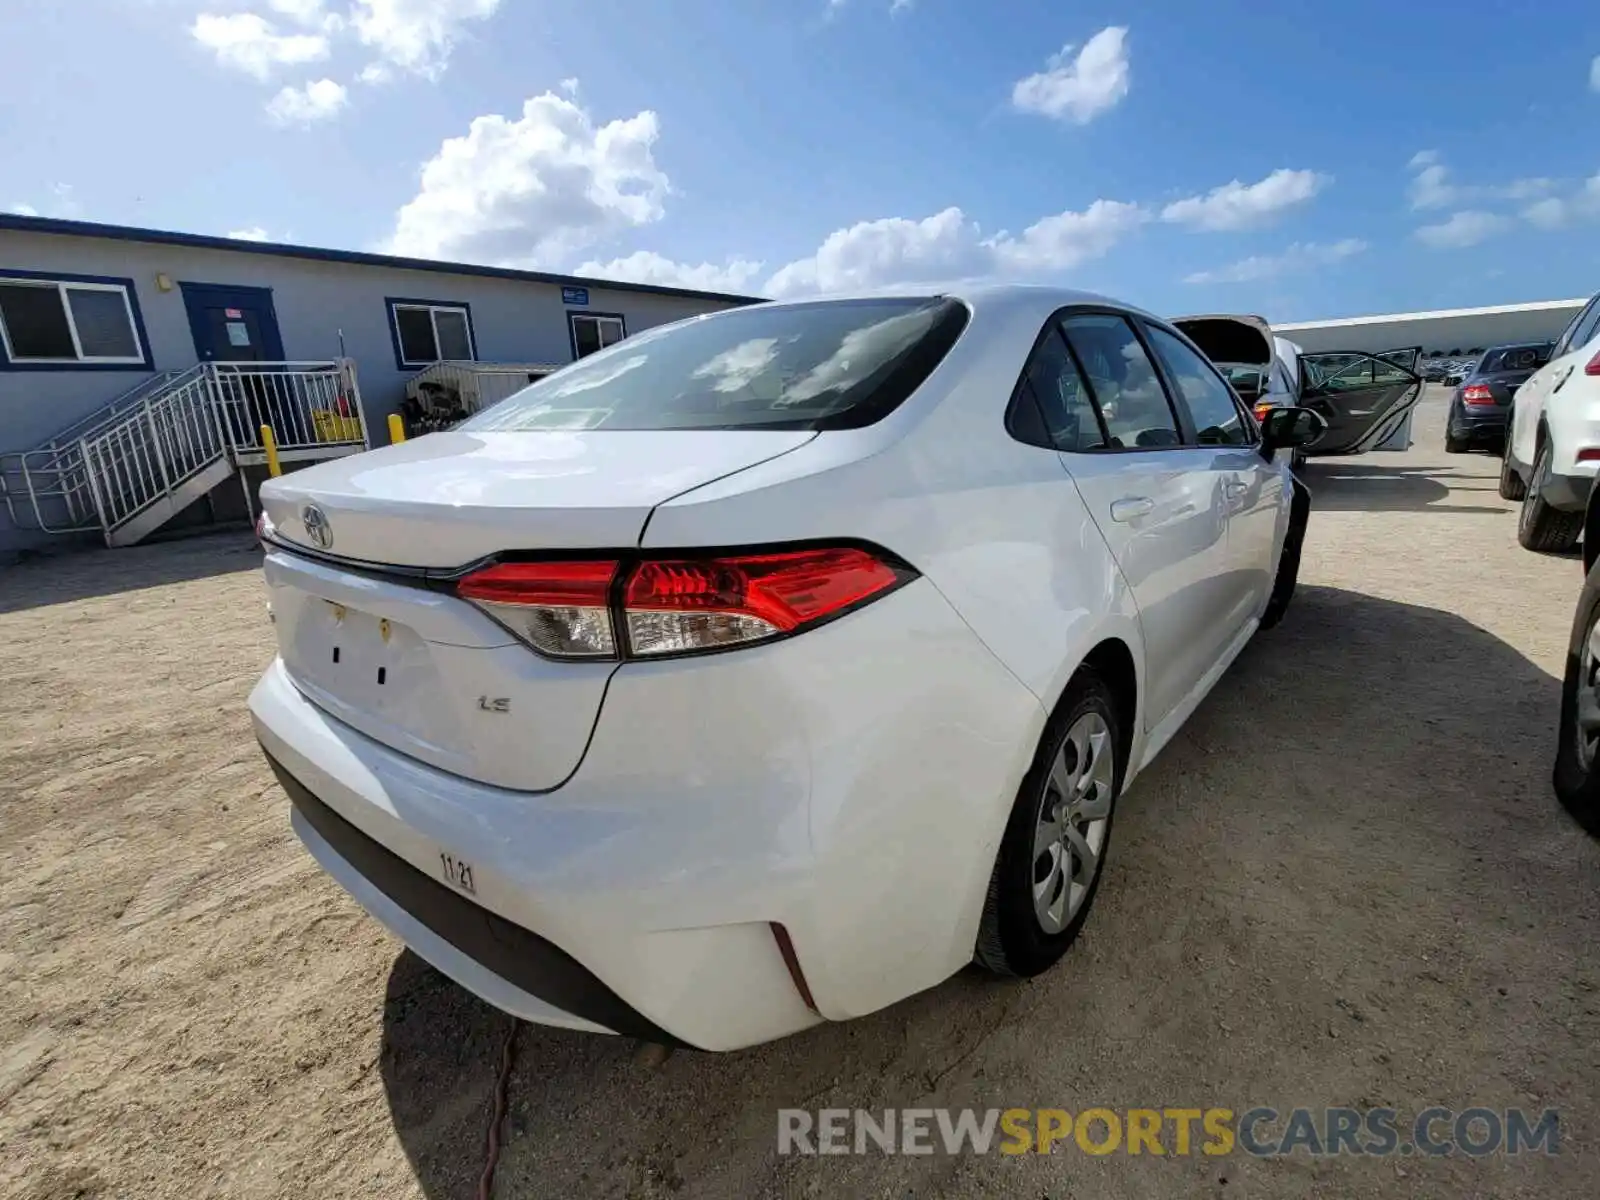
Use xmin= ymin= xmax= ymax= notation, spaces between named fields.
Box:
xmin=1518 ymin=441 xmax=1584 ymax=552
xmin=975 ymin=669 xmax=1122 ymax=978
xmin=1554 ymin=564 xmax=1600 ymax=835
xmin=1499 ymin=449 xmax=1527 ymax=500
xmin=1260 ymin=485 xmax=1308 ymax=631
xmin=1445 ymin=433 xmax=1468 ymax=454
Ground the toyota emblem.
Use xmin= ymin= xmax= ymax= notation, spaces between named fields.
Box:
xmin=302 ymin=504 xmax=333 ymax=550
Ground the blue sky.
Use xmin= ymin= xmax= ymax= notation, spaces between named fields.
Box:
xmin=2 ymin=0 xmax=1599 ymax=320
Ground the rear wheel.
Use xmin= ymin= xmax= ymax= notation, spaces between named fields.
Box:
xmin=1445 ymin=433 xmax=1468 ymax=453
xmin=1518 ymin=441 xmax=1584 ymax=552
xmin=975 ymin=670 xmax=1121 ymax=978
xmin=1554 ymin=565 xmax=1600 ymax=835
xmin=1499 ymin=448 xmax=1527 ymax=500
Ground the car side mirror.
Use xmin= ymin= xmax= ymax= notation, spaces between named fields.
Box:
xmin=1259 ymin=406 xmax=1327 ymax=458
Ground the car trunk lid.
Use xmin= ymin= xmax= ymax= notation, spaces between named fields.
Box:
xmin=1171 ymin=314 xmax=1276 ymax=369
xmin=259 ymin=429 xmax=817 ymax=567
xmin=259 ymin=429 xmax=816 ymax=790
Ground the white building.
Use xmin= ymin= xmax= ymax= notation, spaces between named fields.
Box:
xmin=1277 ymin=298 xmax=1589 ymax=356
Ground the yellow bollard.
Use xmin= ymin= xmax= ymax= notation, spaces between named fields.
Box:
xmin=261 ymin=424 xmax=282 ymax=477
xmin=387 ymin=414 xmax=407 ymax=444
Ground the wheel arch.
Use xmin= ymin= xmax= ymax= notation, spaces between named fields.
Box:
xmin=1069 ymin=637 xmax=1138 ymax=788
xmin=1584 ymin=484 xmax=1600 ymax=576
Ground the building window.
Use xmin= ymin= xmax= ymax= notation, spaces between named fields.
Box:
xmin=0 ymin=275 xmax=147 ymax=367
xmin=387 ymin=299 xmax=476 ymax=368
xmin=569 ymin=312 xmax=627 ymax=359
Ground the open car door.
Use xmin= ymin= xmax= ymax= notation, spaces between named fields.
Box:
xmin=1297 ymin=346 xmax=1423 ymax=455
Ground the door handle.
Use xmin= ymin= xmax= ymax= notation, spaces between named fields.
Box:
xmin=1109 ymin=496 xmax=1155 ymax=523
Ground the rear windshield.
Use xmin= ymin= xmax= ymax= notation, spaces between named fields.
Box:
xmin=461 ymin=296 xmax=970 ymax=432
xmin=1476 ymin=344 xmax=1551 ymax=374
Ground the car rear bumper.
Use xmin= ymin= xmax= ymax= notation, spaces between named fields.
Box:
xmin=1448 ymin=409 xmax=1508 ymax=440
xmin=1540 ymin=470 xmax=1594 ymax=513
xmin=250 ymin=578 xmax=1045 ymax=1050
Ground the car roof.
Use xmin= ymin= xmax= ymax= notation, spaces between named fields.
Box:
xmin=750 ymin=282 xmax=1162 ymax=327
xmin=1480 ymin=340 xmax=1553 ymax=352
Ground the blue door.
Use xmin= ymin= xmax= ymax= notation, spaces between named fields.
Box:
xmin=180 ymin=282 xmax=285 ymax=363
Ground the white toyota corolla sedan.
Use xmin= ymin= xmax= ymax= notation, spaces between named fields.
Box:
xmin=250 ymin=285 xmax=1324 ymax=1051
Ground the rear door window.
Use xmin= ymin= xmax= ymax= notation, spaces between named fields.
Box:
xmin=1569 ymin=300 xmax=1600 ymax=355
xmin=1058 ymin=314 xmax=1183 ymax=449
xmin=1014 ymin=326 xmax=1108 ymax=452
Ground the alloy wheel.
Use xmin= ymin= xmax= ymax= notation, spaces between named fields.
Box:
xmin=1031 ymin=712 xmax=1115 ymax=935
xmin=1576 ymin=609 xmax=1600 ymax=774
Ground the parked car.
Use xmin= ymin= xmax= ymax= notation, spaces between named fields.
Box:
xmin=1444 ymin=341 xmax=1553 ymax=453
xmin=1500 ymin=291 xmax=1600 ymax=551
xmin=1172 ymin=313 xmax=1424 ymax=460
xmin=1423 ymin=360 xmax=1448 ymax=382
xmin=249 ymin=285 xmax=1326 ymax=1051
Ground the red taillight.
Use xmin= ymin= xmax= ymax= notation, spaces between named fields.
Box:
xmin=623 ymin=547 xmax=900 ymax=656
xmin=1577 ymin=448 xmax=1600 ymax=463
xmin=1586 ymin=350 xmax=1600 ymax=376
xmin=1253 ymin=402 xmax=1274 ymax=422
xmin=458 ymin=560 xmax=619 ymax=658
xmin=456 ymin=546 xmax=908 ymax=660
xmin=1461 ymin=384 xmax=1496 ymax=406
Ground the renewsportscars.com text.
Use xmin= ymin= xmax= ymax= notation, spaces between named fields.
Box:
xmin=777 ymin=1106 xmax=1560 ymax=1157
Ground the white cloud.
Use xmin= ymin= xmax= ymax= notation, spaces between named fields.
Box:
xmin=11 ymin=183 xmax=81 ymax=220
xmin=1160 ymin=168 xmax=1328 ymax=231
xmin=1415 ymin=210 xmax=1512 ymax=249
xmin=1591 ymin=55 xmax=1599 ymax=92
xmin=388 ymin=91 xmax=669 ymax=267
xmin=765 ymin=208 xmax=990 ymax=297
xmin=1011 ymin=26 xmax=1130 ymax=124
xmin=992 ymin=200 xmax=1148 ymax=271
xmin=1522 ymin=172 xmax=1600 ymax=228
xmin=226 ymin=227 xmax=272 ymax=241
xmin=351 ymin=0 xmax=500 ymax=79
xmin=1184 ymin=238 xmax=1368 ymax=285
xmin=1405 ymin=152 xmax=1554 ymax=210
xmin=559 ymin=77 xmax=580 ymax=95
xmin=7 ymin=203 xmax=39 ymax=216
xmin=268 ymin=0 xmax=340 ymax=29
xmin=190 ymin=12 xmax=329 ymax=80
xmin=265 ymin=78 xmax=349 ymax=124
xmin=573 ymin=251 xmax=764 ymax=294
xmin=1408 ymin=162 xmax=1456 ymax=209
xmin=762 ymin=199 xmax=1147 ymax=298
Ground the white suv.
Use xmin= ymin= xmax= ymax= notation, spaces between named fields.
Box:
xmin=1502 ymin=291 xmax=1600 ymax=551
xmin=250 ymin=286 xmax=1324 ymax=1050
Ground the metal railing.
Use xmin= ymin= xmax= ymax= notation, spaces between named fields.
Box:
xmin=4 ymin=359 xmax=369 ymax=542
xmin=213 ymin=360 xmax=367 ymax=454
xmin=80 ymin=369 xmax=227 ymax=531
xmin=0 ymin=367 xmax=195 ymax=533
xmin=404 ymin=360 xmax=561 ymax=429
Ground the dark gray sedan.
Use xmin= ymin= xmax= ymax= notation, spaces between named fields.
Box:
xmin=1444 ymin=342 xmax=1553 ymax=454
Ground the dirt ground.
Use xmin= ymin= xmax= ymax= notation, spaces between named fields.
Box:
xmin=3 ymin=387 xmax=1599 ymax=1199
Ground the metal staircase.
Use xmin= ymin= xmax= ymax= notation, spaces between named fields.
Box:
xmin=1 ymin=360 xmax=369 ymax=548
